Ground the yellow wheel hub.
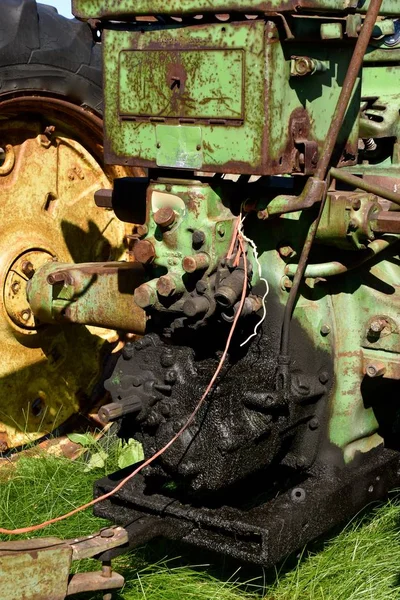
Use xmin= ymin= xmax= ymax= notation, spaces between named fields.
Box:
xmin=0 ymin=100 xmax=128 ymax=450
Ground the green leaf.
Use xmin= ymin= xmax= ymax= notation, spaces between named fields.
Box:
xmin=84 ymin=450 xmax=108 ymax=472
xmin=67 ymin=433 xmax=97 ymax=447
xmin=118 ymin=439 xmax=144 ymax=469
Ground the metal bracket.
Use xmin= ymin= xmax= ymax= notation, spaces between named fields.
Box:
xmin=0 ymin=526 xmax=128 ymax=600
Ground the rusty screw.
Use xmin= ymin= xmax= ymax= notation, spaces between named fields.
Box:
xmin=133 ymin=240 xmax=156 ymax=264
xmin=11 ymin=281 xmax=20 ymax=294
xmin=153 ymin=206 xmax=175 ymax=228
xmin=369 ymin=318 xmax=387 ymax=335
xmin=21 ymin=261 xmax=35 ymax=279
xmin=279 ymin=245 xmax=296 ymax=259
xmin=352 ymin=197 xmax=361 ymax=211
xmin=156 ymin=275 xmax=176 ymax=297
xmin=365 ymin=362 xmax=386 ymax=378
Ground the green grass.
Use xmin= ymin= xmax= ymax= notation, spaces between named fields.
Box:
xmin=1 ymin=437 xmax=400 ymax=600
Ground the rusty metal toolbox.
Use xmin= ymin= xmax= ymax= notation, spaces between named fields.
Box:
xmin=99 ymin=19 xmax=360 ymax=175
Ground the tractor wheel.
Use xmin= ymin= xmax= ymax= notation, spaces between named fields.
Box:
xmin=0 ymin=1 xmax=131 ymax=451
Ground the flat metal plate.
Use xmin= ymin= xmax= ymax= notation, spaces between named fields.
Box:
xmin=156 ymin=125 xmax=203 ymax=169
xmin=0 ymin=544 xmax=71 ymax=600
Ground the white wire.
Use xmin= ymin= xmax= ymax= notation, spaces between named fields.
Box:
xmin=238 ymin=217 xmax=269 ymax=347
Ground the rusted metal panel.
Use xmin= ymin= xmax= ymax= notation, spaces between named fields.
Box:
xmin=72 ymin=0 xmax=399 ymax=19
xmin=0 ymin=539 xmax=72 ymax=600
xmin=102 ymin=20 xmax=359 ymax=175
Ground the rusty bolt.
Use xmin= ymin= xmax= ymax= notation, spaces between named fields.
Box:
xmin=11 ymin=281 xmax=20 ymax=294
xmin=282 ymin=277 xmax=293 ymax=291
xmin=21 ymin=261 xmax=35 ymax=279
xmin=153 ymin=206 xmax=175 ymax=228
xmin=134 ymin=283 xmax=157 ymax=308
xmin=182 ymin=253 xmax=210 ymax=273
xmin=366 ymin=362 xmax=386 ymax=378
xmin=292 ymin=56 xmax=315 ymax=76
xmin=21 ymin=309 xmax=31 ymax=321
xmin=352 ymin=197 xmax=361 ymax=211
xmin=136 ymin=224 xmax=148 ymax=237
xmin=156 ymin=275 xmax=176 ymax=297
xmin=100 ymin=528 xmax=115 ymax=539
xmin=279 ymin=245 xmax=295 ymax=259
xmin=369 ymin=318 xmax=387 ymax=335
xmin=320 ymin=324 xmax=331 ymax=336
xmin=133 ymin=240 xmax=156 ymax=264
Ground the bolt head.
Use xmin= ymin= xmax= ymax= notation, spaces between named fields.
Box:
xmin=196 ymin=280 xmax=208 ymax=295
xmin=366 ymin=362 xmax=386 ymax=378
xmin=352 ymin=198 xmax=361 ymax=211
xmin=320 ymin=324 xmax=331 ymax=336
xmin=309 ymin=417 xmax=319 ymax=430
xmin=133 ymin=240 xmax=156 ymax=264
xmin=157 ymin=275 xmax=176 ymax=297
xmin=21 ymin=261 xmax=35 ymax=279
xmin=282 ymin=277 xmax=293 ymax=291
xmin=134 ymin=284 xmax=156 ymax=308
xmin=153 ymin=207 xmax=175 ymax=228
xmin=319 ymin=371 xmax=329 ymax=384
xmin=136 ymin=224 xmax=148 ymax=237
xmin=369 ymin=318 xmax=387 ymax=334
xmin=21 ymin=309 xmax=31 ymax=321
xmin=100 ymin=528 xmax=115 ymax=538
xmin=279 ymin=245 xmax=295 ymax=259
xmin=182 ymin=256 xmax=197 ymax=273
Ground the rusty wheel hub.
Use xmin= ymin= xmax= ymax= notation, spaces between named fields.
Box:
xmin=0 ymin=97 xmax=129 ymax=450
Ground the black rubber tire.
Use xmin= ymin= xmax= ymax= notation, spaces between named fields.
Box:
xmin=0 ymin=0 xmax=102 ymax=113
